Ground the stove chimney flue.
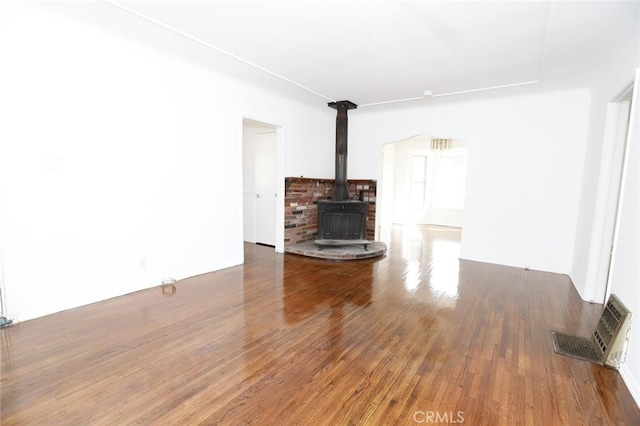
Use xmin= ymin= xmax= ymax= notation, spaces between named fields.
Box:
xmin=328 ymin=100 xmax=357 ymax=201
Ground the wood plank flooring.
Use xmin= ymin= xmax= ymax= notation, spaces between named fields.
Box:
xmin=1 ymin=225 xmax=639 ymax=425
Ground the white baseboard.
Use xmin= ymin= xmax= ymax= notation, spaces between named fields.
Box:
xmin=620 ymin=364 xmax=640 ymax=408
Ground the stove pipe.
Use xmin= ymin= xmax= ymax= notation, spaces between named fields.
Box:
xmin=328 ymin=100 xmax=357 ymax=201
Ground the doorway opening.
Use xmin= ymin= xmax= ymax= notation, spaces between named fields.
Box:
xmin=242 ymin=119 xmax=282 ymax=251
xmin=588 ymin=82 xmax=634 ymax=303
xmin=378 ymin=134 xmax=468 ymax=240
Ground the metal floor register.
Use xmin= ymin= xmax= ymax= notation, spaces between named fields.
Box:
xmin=551 ymin=294 xmax=632 ymax=369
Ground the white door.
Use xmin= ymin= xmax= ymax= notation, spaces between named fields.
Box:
xmin=254 ymin=132 xmax=277 ymax=246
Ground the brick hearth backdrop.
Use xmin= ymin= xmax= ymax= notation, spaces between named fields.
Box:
xmin=284 ymin=177 xmax=377 ymax=247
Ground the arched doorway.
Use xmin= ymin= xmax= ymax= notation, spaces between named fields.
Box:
xmin=378 ymin=134 xmax=468 ymax=232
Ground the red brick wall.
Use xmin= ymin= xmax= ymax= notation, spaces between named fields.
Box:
xmin=284 ymin=177 xmax=377 ymax=247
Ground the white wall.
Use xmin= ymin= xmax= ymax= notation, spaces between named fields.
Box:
xmin=350 ymin=88 xmax=591 ymax=273
xmin=556 ymin=5 xmax=639 ymax=402
xmin=0 ymin=2 xmax=333 ymax=321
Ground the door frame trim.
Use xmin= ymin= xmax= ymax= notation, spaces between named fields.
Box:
xmin=584 ymin=81 xmax=634 ymax=303
xmin=241 ymin=117 xmax=284 ymax=253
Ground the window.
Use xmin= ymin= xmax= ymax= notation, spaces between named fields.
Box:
xmin=433 ymin=155 xmax=467 ymax=209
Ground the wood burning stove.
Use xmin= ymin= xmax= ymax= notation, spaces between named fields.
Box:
xmin=317 ymin=200 xmax=367 ymax=240
xmin=315 ymin=100 xmax=368 ymax=246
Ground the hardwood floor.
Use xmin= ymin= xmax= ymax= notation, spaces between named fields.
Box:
xmin=1 ymin=225 xmax=638 ymax=425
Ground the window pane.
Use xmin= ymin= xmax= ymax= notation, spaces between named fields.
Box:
xmin=433 ymin=156 xmax=467 ymax=209
xmin=410 ymin=156 xmax=427 ymax=207
xmin=410 ymin=182 xmax=425 ymax=207
xmin=412 ymin=156 xmax=426 ymax=182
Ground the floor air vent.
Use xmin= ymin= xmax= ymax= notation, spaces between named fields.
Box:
xmin=551 ymin=294 xmax=632 ymax=369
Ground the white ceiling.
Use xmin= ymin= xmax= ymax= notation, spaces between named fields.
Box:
xmin=109 ymin=0 xmax=639 ymax=106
